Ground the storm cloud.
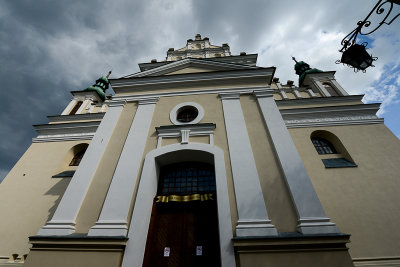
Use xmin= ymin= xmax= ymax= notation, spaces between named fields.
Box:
xmin=1 ymin=0 xmax=399 ymax=181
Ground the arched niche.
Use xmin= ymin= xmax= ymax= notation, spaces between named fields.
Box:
xmin=54 ymin=143 xmax=89 ymax=177
xmin=121 ymin=143 xmax=235 ymax=267
xmin=310 ymin=130 xmax=356 ymax=168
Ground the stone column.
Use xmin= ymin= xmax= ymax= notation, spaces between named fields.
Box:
xmin=37 ymin=102 xmax=125 ymax=235
xmin=88 ymin=97 xmax=158 ymax=236
xmin=254 ymin=89 xmax=339 ymax=234
xmin=220 ymin=92 xmax=277 ymax=237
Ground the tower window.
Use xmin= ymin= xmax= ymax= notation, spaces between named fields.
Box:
xmin=323 ymin=83 xmax=339 ymax=96
xmin=69 ymin=101 xmax=83 ymax=115
xmin=311 ymin=138 xmax=336 ymax=154
xmin=69 ymin=148 xmax=87 ymax=166
xmin=177 ymin=107 xmax=198 ymax=123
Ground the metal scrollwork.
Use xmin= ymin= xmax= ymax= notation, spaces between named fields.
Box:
xmin=340 ymin=0 xmax=399 ymax=52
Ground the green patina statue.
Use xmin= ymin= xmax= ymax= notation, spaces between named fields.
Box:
xmin=292 ymin=57 xmax=322 ymax=86
xmin=84 ymin=71 xmax=111 ymax=101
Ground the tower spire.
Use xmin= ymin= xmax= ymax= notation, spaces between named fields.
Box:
xmin=293 ymin=58 xmax=323 ymax=86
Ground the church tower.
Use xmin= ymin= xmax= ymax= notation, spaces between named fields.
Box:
xmin=0 ymin=35 xmax=400 ymax=267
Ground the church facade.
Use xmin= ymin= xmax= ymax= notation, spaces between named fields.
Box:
xmin=0 ymin=34 xmax=400 ymax=267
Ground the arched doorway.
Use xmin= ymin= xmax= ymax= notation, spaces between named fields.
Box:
xmin=143 ymin=162 xmax=221 ymax=267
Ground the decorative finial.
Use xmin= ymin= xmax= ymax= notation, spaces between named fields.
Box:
xmin=106 ymin=70 xmax=112 ymax=78
xmin=291 ymin=56 xmax=298 ymax=63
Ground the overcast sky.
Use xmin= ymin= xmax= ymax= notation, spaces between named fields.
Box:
xmin=1 ymin=0 xmax=399 ymax=181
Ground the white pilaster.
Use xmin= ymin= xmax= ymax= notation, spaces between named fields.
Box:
xmin=307 ymin=89 xmax=317 ymax=98
xmin=330 ymin=79 xmax=349 ymax=96
xmin=220 ymin=92 xmax=277 ymax=237
xmin=314 ymin=80 xmax=331 ymax=97
xmin=293 ymin=89 xmax=302 ymax=99
xmin=37 ymin=102 xmax=125 ymax=236
xmin=61 ymin=99 xmax=78 ymax=115
xmin=254 ymin=89 xmax=339 ymax=234
xmin=77 ymin=98 xmax=91 ymax=114
xmin=88 ymin=97 xmax=158 ymax=236
xmin=100 ymin=104 xmax=107 ymax=112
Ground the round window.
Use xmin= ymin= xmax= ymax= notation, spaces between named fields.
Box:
xmin=170 ymin=102 xmax=205 ymax=125
xmin=177 ymin=107 xmax=198 ymax=123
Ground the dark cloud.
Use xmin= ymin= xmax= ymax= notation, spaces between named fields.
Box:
xmin=1 ymin=0 xmax=399 ymax=181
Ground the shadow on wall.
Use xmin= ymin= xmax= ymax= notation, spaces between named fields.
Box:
xmin=44 ymin=178 xmax=71 ymax=222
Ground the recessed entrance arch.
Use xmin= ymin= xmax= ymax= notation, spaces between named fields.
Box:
xmin=121 ymin=143 xmax=235 ymax=267
xmin=143 ymin=162 xmax=221 ymax=267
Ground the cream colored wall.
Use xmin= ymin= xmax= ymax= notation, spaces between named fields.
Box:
xmin=237 ymin=250 xmax=353 ymax=267
xmin=75 ymin=103 xmax=137 ymax=233
xmin=24 ymin=250 xmax=123 ymax=267
xmin=0 ymin=140 xmax=90 ymax=257
xmin=240 ymin=95 xmax=298 ymax=232
xmin=289 ymin=124 xmax=400 ymax=259
xmin=124 ymin=93 xmax=239 ymax=233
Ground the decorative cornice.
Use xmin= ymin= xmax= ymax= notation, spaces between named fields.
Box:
xmin=253 ymin=89 xmax=274 ymax=98
xmin=280 ymin=103 xmax=384 ymax=128
xmin=47 ymin=113 xmax=105 ymax=123
xmin=33 ymin=121 xmax=100 ymax=143
xmin=111 ymin=68 xmax=275 ymax=94
xmin=276 ymin=95 xmax=365 ymax=106
xmin=126 ymin=57 xmax=260 ymax=78
xmin=138 ymin=97 xmax=159 ymax=105
xmin=111 ymin=86 xmax=268 ymax=104
xmin=156 ymin=123 xmax=216 ymax=137
xmin=219 ymin=92 xmax=241 ymax=100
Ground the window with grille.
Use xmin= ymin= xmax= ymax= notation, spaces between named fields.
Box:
xmin=311 ymin=138 xmax=337 ymax=154
xmin=69 ymin=149 xmax=87 ymax=166
xmin=176 ymin=107 xmax=198 ymax=123
xmin=69 ymin=101 xmax=83 ymax=115
xmin=158 ymin=162 xmax=216 ymax=195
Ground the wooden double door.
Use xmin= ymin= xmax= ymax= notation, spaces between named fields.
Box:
xmin=143 ymin=162 xmax=221 ymax=267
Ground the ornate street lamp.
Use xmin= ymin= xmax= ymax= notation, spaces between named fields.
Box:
xmin=337 ymin=0 xmax=399 ymax=72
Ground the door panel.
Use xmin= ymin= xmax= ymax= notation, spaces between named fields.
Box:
xmin=143 ymin=201 xmax=221 ymax=267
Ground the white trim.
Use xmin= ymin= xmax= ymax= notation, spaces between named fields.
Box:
xmin=307 ymin=89 xmax=317 ymax=98
xmin=254 ymin=90 xmax=340 ymax=235
xmin=76 ymin=99 xmax=91 ymax=114
xmin=109 ymin=86 xmax=271 ymax=106
xmin=220 ymin=92 xmax=277 ymax=237
xmin=89 ymin=99 xmax=158 ymax=236
xmin=293 ymin=89 xmax=302 ymax=99
xmin=33 ymin=133 xmax=95 ymax=143
xmin=61 ymin=99 xmax=78 ymax=115
xmin=330 ymin=79 xmax=349 ymax=96
xmin=37 ymin=104 xmax=124 ymax=236
xmin=121 ymin=143 xmax=235 ymax=267
xmin=277 ymin=94 xmax=365 ymax=106
xmin=313 ymin=79 xmax=331 ymax=97
xmin=156 ymin=124 xmax=215 ymax=147
xmin=124 ymin=57 xmax=258 ymax=78
xmin=169 ymin=102 xmax=205 ymax=125
xmin=280 ymin=103 xmax=382 ymax=128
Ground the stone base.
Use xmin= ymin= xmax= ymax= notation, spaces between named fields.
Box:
xmin=88 ymin=221 xmax=128 ymax=237
xmin=233 ymin=232 xmax=354 ymax=267
xmin=37 ymin=221 xmax=76 ymax=236
xmin=236 ymin=219 xmax=278 ymax=237
xmin=297 ymin=217 xmax=340 ymax=234
xmin=25 ymin=235 xmax=127 ymax=267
